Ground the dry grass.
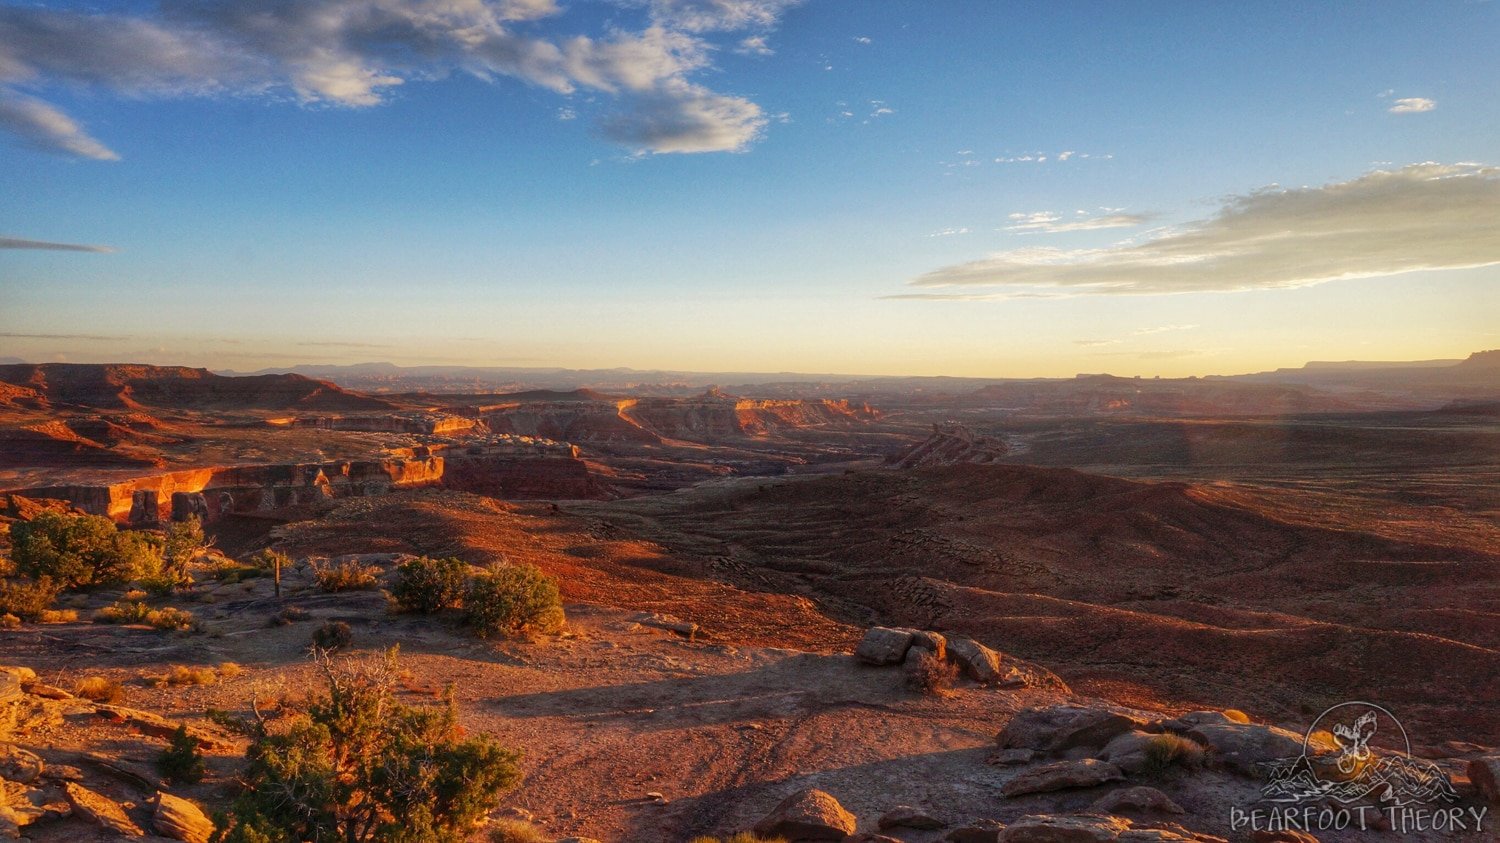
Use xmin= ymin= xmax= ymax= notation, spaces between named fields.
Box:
xmin=38 ymin=608 xmax=78 ymax=623
xmin=217 ymin=661 xmax=244 ymax=679
xmin=0 ymin=613 xmax=19 ymax=629
xmin=1142 ymin=732 xmax=1206 ymax=775
xmin=905 ymin=651 xmax=959 ymax=697
xmin=488 ymin=819 xmax=550 ymax=843
xmin=146 ymin=665 xmax=219 ymax=688
xmin=312 ymin=560 xmax=381 ymax=593
xmin=688 ymin=835 xmax=789 ymax=843
xmin=74 ymin=675 xmax=124 ymax=702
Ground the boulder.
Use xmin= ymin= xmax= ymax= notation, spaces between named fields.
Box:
xmin=946 ymin=819 xmax=1007 ymax=842
xmin=1002 ymin=759 xmax=1126 ymax=797
xmin=1183 ymin=722 xmax=1303 ymax=775
xmin=998 ymin=705 xmax=1142 ymax=757
xmin=1250 ymin=832 xmax=1319 ymax=843
xmin=1469 ymin=756 xmax=1500 ymax=804
xmin=0 ymin=744 xmax=44 ymax=784
xmin=21 ymin=682 xmax=73 ymax=700
xmin=63 ymin=781 xmax=145 ymax=837
xmin=1087 ymin=787 xmax=1185 ymax=815
xmin=878 ymin=804 xmax=947 ymax=830
xmin=847 ymin=835 xmax=903 ymax=843
xmin=752 ymin=788 xmax=857 ymax=840
xmin=909 ymin=630 xmax=948 ymax=660
xmin=989 ymin=748 xmax=1037 ymax=766
xmin=1155 ymin=711 xmax=1247 ymax=733
xmin=947 ymin=636 xmax=1004 ymax=683
xmin=998 ymin=814 xmax=1131 ymax=842
xmin=152 ymin=792 xmax=214 ymax=843
xmin=856 ymin=627 xmax=916 ymax=665
xmin=1097 ymin=731 xmax=1159 ymax=774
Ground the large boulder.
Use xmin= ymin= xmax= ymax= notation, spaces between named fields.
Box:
xmin=999 ymin=814 xmax=1132 ymax=842
xmin=152 ymin=792 xmax=215 ymax=843
xmin=752 ymin=788 xmax=857 ymax=840
xmin=856 ymin=628 xmax=916 ymax=665
xmin=879 ymin=804 xmax=947 ymax=830
xmin=1469 ymin=756 xmax=1500 ymax=804
xmin=1002 ymin=759 xmax=1126 ymax=797
xmin=63 ymin=781 xmax=145 ymax=837
xmin=947 ymin=636 xmax=1004 ymax=683
xmin=1182 ymin=722 xmax=1303 ymax=775
xmin=998 ymin=705 xmax=1142 ymax=757
xmin=1097 ymin=731 xmax=1160 ymax=775
xmin=1088 ymin=786 xmax=1185 ymax=816
xmin=909 ymin=630 xmax=948 ymax=660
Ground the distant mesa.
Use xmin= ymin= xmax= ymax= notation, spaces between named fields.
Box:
xmin=0 ymin=363 xmax=398 ymax=411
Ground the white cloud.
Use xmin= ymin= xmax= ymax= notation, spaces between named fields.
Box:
xmin=0 ymin=92 xmax=118 ymax=160
xmin=557 ymin=106 xmax=577 ymax=120
xmin=902 ymin=163 xmax=1500 ymax=297
xmin=1389 ymin=97 xmax=1435 ymax=114
xmin=927 ymin=227 xmax=970 ymax=237
xmin=853 ymin=36 xmax=871 ymax=44
xmin=1132 ymin=324 xmax=1198 ymax=336
xmin=0 ymin=235 xmax=115 ymax=252
xmin=601 ymin=80 xmax=765 ymax=153
xmin=1005 ymin=210 xmax=1149 ymax=234
xmin=0 ymin=0 xmax=796 ymax=158
xmin=736 ymin=35 xmax=773 ymax=56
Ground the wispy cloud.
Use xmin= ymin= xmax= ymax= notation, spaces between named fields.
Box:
xmin=0 ymin=92 xmax=119 ymax=160
xmin=853 ymin=36 xmax=871 ymax=45
xmin=1132 ymin=324 xmax=1198 ymax=336
xmin=904 ymin=163 xmax=1500 ymax=297
xmin=995 ymin=151 xmax=1111 ymax=164
xmin=0 ymin=0 xmax=799 ymax=158
xmin=1073 ymin=339 xmax=1119 ymax=347
xmin=1005 ymin=211 xmax=1150 ymax=234
xmin=927 ymin=227 xmax=970 ymax=237
xmin=0 ymin=235 xmax=115 ymax=253
xmin=1389 ymin=97 xmax=1436 ymax=114
xmin=295 ymin=341 xmax=392 ymax=349
xmin=735 ymin=35 xmax=773 ymax=56
xmin=0 ymin=331 xmax=127 ymax=341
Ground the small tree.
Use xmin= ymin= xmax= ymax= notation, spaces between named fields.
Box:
xmin=157 ymin=723 xmax=206 ymax=785
xmin=462 ymin=564 xmax=564 ymax=639
xmin=10 ymin=511 xmax=162 ymax=589
xmin=218 ymin=649 xmax=522 ymax=843
xmin=391 ymin=557 xmax=468 ymax=614
xmin=161 ymin=515 xmax=208 ymax=584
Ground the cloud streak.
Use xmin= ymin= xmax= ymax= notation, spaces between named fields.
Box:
xmin=0 ymin=235 xmax=115 ymax=252
xmin=1005 ymin=211 xmax=1150 ymax=234
xmin=1389 ymin=97 xmax=1435 ymax=114
xmin=0 ymin=0 xmax=796 ymax=158
xmin=904 ymin=163 xmax=1500 ymax=298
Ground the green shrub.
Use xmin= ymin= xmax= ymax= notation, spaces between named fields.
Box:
xmin=489 ymin=820 xmax=550 ymax=843
xmin=217 ymin=649 xmax=522 ymax=843
xmin=391 ymin=556 xmax=468 ymax=614
xmin=312 ymin=560 xmax=381 ymax=593
xmin=312 ymin=620 xmax=353 ymax=652
xmin=0 ymin=576 xmax=61 ymax=620
xmin=148 ymin=606 xmax=197 ymax=631
xmin=462 ymin=564 xmax=564 ymax=639
xmin=157 ymin=723 xmax=205 ymax=785
xmin=10 ymin=512 xmax=163 ymax=589
xmin=95 ymin=598 xmax=153 ymax=624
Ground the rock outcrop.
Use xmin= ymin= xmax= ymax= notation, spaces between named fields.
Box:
xmin=752 ymin=788 xmax=858 ymax=840
xmin=1001 ymin=759 xmax=1126 ymax=797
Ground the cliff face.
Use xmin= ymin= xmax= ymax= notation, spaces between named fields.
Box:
xmin=0 ymin=363 xmax=397 ymax=411
xmin=471 ymin=395 xmax=879 ymax=445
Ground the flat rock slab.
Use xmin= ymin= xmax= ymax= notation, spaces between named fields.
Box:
xmin=64 ymin=781 xmax=146 ymax=837
xmin=999 ymin=705 xmax=1142 ymax=757
xmin=153 ymin=791 xmax=215 ymax=843
xmin=1088 ymin=786 xmax=1185 ymax=815
xmin=1002 ymin=759 xmax=1126 ymax=797
xmin=878 ymin=804 xmax=947 ymax=830
xmin=999 ymin=814 xmax=1132 ymax=842
xmin=1469 ymin=755 xmax=1500 ymax=804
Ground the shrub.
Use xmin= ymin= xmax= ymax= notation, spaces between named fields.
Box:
xmin=96 ymin=598 xmax=153 ymax=624
xmin=489 ymin=820 xmax=550 ymax=843
xmin=312 ymin=620 xmax=353 ymax=652
xmin=10 ymin=511 xmax=162 ymax=589
xmin=218 ymin=662 xmax=244 ymax=679
xmin=147 ymin=606 xmax=197 ymax=631
xmin=1141 ymin=732 xmax=1206 ymax=776
xmin=0 ymin=613 xmax=18 ymax=629
xmin=217 ymin=649 xmax=523 ymax=843
xmin=148 ymin=665 xmax=218 ymax=687
xmin=163 ymin=516 xmax=207 ymax=570
xmin=270 ymin=606 xmax=309 ymax=626
xmin=688 ymin=835 xmax=788 ymax=843
xmin=0 ymin=576 xmax=60 ymax=620
xmin=391 ymin=556 xmax=468 ymax=614
xmin=462 ymin=564 xmax=564 ymax=639
xmin=313 ymin=560 xmax=381 ymax=593
xmin=905 ymin=651 xmax=958 ymax=697
xmin=157 ymin=723 xmax=205 ymax=785
xmin=38 ymin=608 xmax=78 ymax=623
xmin=74 ymin=675 xmax=124 ymax=702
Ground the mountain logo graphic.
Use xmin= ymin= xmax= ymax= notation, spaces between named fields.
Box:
xmin=1260 ymin=702 xmax=1459 ymax=807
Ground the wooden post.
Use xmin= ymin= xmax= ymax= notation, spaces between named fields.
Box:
xmin=274 ymin=555 xmax=282 ymax=598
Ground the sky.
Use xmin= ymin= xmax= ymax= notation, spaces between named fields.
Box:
xmin=1 ymin=0 xmax=1498 ymax=379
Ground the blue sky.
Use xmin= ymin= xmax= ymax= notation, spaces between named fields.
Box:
xmin=2 ymin=0 xmax=1497 ymax=377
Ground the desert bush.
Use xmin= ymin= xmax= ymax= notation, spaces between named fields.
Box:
xmin=312 ymin=620 xmax=353 ymax=652
xmin=489 ymin=820 xmax=550 ymax=843
xmin=10 ymin=511 xmax=163 ymax=589
xmin=218 ymin=661 xmax=244 ymax=679
xmin=313 ymin=560 xmax=381 ymax=592
xmin=148 ymin=665 xmax=218 ymax=687
xmin=211 ymin=559 xmax=266 ymax=583
xmin=688 ymin=835 xmax=788 ymax=843
xmin=74 ymin=676 xmax=124 ymax=702
xmin=148 ymin=606 xmax=197 ymax=631
xmin=391 ymin=556 xmax=468 ymax=614
xmin=157 ymin=723 xmax=205 ymax=785
xmin=462 ymin=564 xmax=564 ymax=639
xmin=1141 ymin=732 xmax=1206 ymax=776
xmin=216 ymin=649 xmax=522 ymax=843
xmin=0 ymin=613 xmax=18 ymax=629
xmin=96 ymin=598 xmax=153 ymax=624
xmin=163 ymin=516 xmax=207 ymax=568
xmin=270 ymin=605 xmax=309 ymax=626
xmin=904 ymin=651 xmax=958 ymax=697
xmin=38 ymin=608 xmax=78 ymax=623
xmin=0 ymin=576 xmax=60 ymax=620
